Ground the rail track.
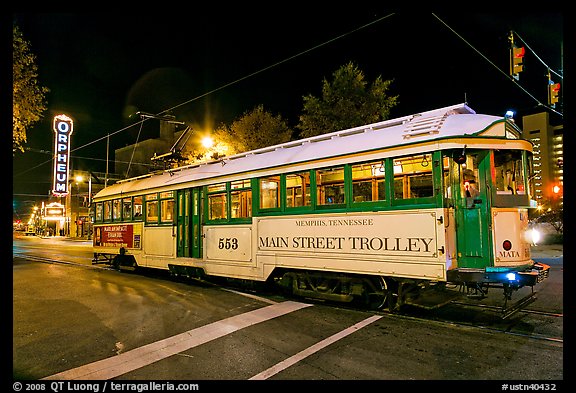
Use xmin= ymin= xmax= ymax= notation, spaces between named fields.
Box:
xmin=14 ymin=252 xmax=563 ymax=344
xmin=382 ymin=307 xmax=564 ymax=344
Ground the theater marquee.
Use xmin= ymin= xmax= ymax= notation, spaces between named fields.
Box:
xmin=52 ymin=114 xmax=74 ymax=197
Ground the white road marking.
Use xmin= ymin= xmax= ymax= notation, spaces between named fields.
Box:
xmin=222 ymin=288 xmax=279 ymax=304
xmin=249 ymin=314 xmax=382 ymax=380
xmin=41 ymin=301 xmax=311 ymax=380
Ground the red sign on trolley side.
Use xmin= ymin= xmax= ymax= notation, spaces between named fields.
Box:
xmin=94 ymin=224 xmax=141 ymax=249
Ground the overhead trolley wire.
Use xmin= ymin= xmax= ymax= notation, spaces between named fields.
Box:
xmin=431 ymin=13 xmax=563 ymax=117
xmin=14 ymin=13 xmax=397 ymax=179
xmin=153 ymin=13 xmax=397 ymax=118
xmin=512 ymin=30 xmax=563 ymax=80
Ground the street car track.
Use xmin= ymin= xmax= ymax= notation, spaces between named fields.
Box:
xmin=450 ymin=300 xmax=564 ymax=318
xmin=12 ymin=253 xmax=113 ymax=270
xmin=14 ymin=253 xmax=563 ymax=345
xmin=372 ymin=306 xmax=564 ymax=345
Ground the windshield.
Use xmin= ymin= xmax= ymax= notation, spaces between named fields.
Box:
xmin=492 ymin=150 xmax=533 ymax=207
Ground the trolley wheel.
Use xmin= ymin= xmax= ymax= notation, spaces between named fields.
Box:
xmin=363 ymin=276 xmax=389 ymax=310
xmin=112 ymin=255 xmax=121 ymax=270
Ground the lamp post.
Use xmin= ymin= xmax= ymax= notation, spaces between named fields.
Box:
xmin=75 ymin=173 xmax=93 ymax=238
xmin=75 ymin=174 xmax=92 ymax=206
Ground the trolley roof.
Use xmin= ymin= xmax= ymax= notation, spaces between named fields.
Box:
xmin=94 ymin=103 xmax=522 ymax=199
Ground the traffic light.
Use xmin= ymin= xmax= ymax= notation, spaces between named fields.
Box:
xmin=548 ymin=82 xmax=560 ymax=106
xmin=510 ymin=46 xmax=525 ymax=79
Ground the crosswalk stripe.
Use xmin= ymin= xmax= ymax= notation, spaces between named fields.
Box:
xmin=249 ymin=314 xmax=382 ymax=380
xmin=41 ymin=301 xmax=311 ymax=380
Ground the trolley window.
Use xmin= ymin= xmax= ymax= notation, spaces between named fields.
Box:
xmin=95 ymin=202 xmax=103 ymax=222
xmin=285 ymin=171 xmax=312 ymax=209
xmin=145 ymin=193 xmax=159 ymax=224
xmin=133 ymin=196 xmax=143 ymax=220
xmin=103 ymin=200 xmax=112 ymax=222
xmin=208 ymin=183 xmax=227 ymax=220
xmin=492 ymin=150 xmax=530 ymax=207
xmin=231 ymin=180 xmax=252 ymax=218
xmin=160 ymin=191 xmax=175 ymax=224
xmin=260 ymin=176 xmax=280 ymax=210
xmin=112 ymin=199 xmax=121 ymax=221
xmin=351 ymin=161 xmax=386 ymax=203
xmin=442 ymin=155 xmax=453 ymax=205
xmin=460 ymin=153 xmax=482 ymax=208
xmin=317 ymin=166 xmax=345 ymax=206
xmin=122 ymin=197 xmax=132 ymax=221
xmin=393 ymin=153 xmax=434 ymax=201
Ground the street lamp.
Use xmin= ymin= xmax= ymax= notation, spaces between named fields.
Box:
xmin=73 ymin=173 xmax=93 ymax=239
xmin=75 ymin=174 xmax=92 ymax=206
xmin=201 ymin=136 xmax=214 ymax=149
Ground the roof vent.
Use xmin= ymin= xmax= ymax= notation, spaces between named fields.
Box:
xmin=402 ymin=113 xmax=448 ymax=139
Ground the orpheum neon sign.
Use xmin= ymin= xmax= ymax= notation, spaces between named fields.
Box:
xmin=52 ymin=114 xmax=74 ymax=196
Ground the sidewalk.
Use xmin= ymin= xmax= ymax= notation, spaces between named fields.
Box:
xmin=37 ymin=235 xmax=91 ymax=242
xmin=530 ymin=243 xmax=563 ymax=258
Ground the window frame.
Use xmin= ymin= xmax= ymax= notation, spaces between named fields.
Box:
xmin=315 ymin=165 xmax=347 ymax=210
xmin=159 ymin=191 xmax=175 ymax=224
xmin=133 ymin=195 xmax=144 ymax=221
xmin=145 ymin=193 xmax=159 ymax=225
xmin=259 ymin=175 xmax=281 ymax=212
xmin=205 ymin=179 xmax=253 ymax=224
xmin=284 ymin=170 xmax=314 ymax=213
xmin=122 ymin=197 xmax=133 ymax=221
xmin=230 ymin=179 xmax=252 ymax=219
xmin=350 ymin=160 xmax=387 ymax=208
xmin=389 ymin=152 xmax=438 ymax=208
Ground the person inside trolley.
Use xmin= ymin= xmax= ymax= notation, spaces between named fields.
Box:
xmin=465 ymin=178 xmax=479 ymax=198
xmin=463 ymin=169 xmax=480 ymax=208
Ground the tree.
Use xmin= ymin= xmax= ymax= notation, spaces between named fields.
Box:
xmin=213 ymin=105 xmax=293 ymax=155
xmin=297 ymin=62 xmax=398 ymax=138
xmin=183 ymin=134 xmax=232 ymax=164
xmin=13 ymin=24 xmax=49 ymax=154
xmin=534 ymin=207 xmax=563 ymax=235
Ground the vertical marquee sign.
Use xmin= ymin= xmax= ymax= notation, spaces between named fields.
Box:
xmin=52 ymin=114 xmax=74 ymax=197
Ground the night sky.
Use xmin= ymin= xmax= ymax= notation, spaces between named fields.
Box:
xmin=11 ymin=11 xmax=564 ymax=220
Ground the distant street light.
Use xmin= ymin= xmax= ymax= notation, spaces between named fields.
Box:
xmin=75 ymin=174 xmax=92 ymax=206
xmin=201 ymin=136 xmax=214 ymax=149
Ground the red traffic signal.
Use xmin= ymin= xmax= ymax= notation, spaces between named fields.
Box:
xmin=510 ymin=46 xmax=525 ymax=79
xmin=548 ymin=82 xmax=560 ymax=105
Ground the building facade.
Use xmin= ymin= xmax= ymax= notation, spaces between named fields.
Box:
xmin=522 ymin=111 xmax=563 ymax=209
xmin=115 ymin=118 xmax=184 ymax=179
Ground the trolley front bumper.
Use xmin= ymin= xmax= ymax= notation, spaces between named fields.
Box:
xmin=447 ymin=262 xmax=550 ymax=287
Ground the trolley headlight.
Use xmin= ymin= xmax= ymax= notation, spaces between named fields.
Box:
xmin=505 ymin=272 xmax=517 ymax=281
xmin=524 ymin=228 xmax=541 ymax=245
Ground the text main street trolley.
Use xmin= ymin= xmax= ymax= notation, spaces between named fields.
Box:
xmin=92 ymin=103 xmax=550 ymax=315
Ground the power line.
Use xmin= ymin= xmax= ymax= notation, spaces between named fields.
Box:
xmin=431 ymin=13 xmax=563 ymax=117
xmin=154 ymin=13 xmax=397 ymax=118
xmin=14 ymin=13 xmax=397 ymax=180
xmin=14 ymin=147 xmax=155 ymax=179
xmin=512 ymin=30 xmax=563 ymax=80
xmin=72 ymin=13 xmax=397 ymax=155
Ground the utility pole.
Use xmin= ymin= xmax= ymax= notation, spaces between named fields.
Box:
xmin=105 ymin=133 xmax=109 ymax=187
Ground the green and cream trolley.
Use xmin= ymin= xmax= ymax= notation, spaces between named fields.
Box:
xmin=92 ymin=103 xmax=549 ymax=312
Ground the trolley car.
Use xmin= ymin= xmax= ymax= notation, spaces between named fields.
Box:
xmin=92 ymin=103 xmax=550 ymax=314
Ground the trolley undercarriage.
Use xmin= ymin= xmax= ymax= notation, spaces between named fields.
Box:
xmin=163 ymin=261 xmax=549 ymax=318
xmin=95 ymin=249 xmax=551 ymax=319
